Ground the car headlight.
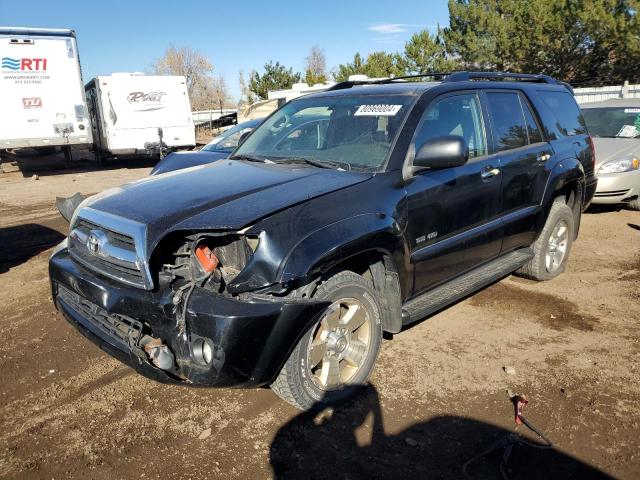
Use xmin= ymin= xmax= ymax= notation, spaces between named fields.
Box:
xmin=598 ymin=156 xmax=640 ymax=174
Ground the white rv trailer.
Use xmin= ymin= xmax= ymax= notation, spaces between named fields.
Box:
xmin=85 ymin=73 xmax=195 ymax=160
xmin=0 ymin=27 xmax=92 ymax=151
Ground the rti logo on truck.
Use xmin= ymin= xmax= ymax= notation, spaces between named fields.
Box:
xmin=2 ymin=57 xmax=48 ymax=71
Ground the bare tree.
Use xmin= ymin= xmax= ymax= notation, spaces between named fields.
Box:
xmin=304 ymin=46 xmax=327 ymax=85
xmin=206 ymin=75 xmax=231 ymax=111
xmin=152 ymin=46 xmax=213 ymax=108
xmin=238 ymin=69 xmax=255 ymax=106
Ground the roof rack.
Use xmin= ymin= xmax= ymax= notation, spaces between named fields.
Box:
xmin=327 ymin=80 xmax=375 ymax=91
xmin=444 ymin=71 xmax=558 ymax=84
xmin=373 ymin=73 xmax=452 ymax=84
xmin=327 ymin=71 xmax=573 ymax=93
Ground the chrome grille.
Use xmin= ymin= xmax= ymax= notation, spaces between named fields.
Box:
xmin=75 ymin=218 xmax=136 ymax=249
xmin=68 ymin=207 xmax=153 ymax=290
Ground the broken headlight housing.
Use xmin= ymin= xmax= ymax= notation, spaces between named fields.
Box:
xmin=155 ymin=233 xmax=259 ymax=295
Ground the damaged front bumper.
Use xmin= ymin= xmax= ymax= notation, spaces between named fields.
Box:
xmin=49 ymin=247 xmax=328 ymax=387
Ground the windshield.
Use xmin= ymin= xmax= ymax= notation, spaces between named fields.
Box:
xmin=202 ymin=121 xmax=257 ymax=152
xmin=582 ymin=107 xmax=640 ymax=138
xmin=233 ymin=94 xmax=416 ymax=171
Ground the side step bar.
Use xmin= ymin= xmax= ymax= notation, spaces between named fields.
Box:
xmin=402 ymin=249 xmax=533 ymax=325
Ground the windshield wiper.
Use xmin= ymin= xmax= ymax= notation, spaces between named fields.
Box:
xmin=229 ymin=154 xmax=273 ymax=163
xmin=273 ymin=157 xmax=351 ymax=171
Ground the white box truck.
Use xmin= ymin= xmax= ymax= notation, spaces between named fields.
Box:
xmin=0 ymin=27 xmax=92 ymax=153
xmin=85 ymin=73 xmax=195 ymax=161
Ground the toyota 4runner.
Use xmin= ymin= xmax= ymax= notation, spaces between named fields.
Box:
xmin=50 ymin=72 xmax=597 ymax=410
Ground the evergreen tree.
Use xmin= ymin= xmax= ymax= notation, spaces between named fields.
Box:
xmin=249 ymin=61 xmax=302 ymax=100
xmin=443 ymin=0 xmax=640 ymax=84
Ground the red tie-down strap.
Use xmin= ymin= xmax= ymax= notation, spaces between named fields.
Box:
xmin=512 ymin=394 xmax=529 ymax=425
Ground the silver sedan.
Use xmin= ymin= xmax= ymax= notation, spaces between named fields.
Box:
xmin=582 ymin=99 xmax=640 ymax=210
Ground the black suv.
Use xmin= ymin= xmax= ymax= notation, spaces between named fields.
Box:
xmin=50 ymin=72 xmax=597 ymax=410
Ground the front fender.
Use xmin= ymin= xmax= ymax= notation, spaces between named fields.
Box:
xmin=280 ymin=213 xmax=406 ymax=285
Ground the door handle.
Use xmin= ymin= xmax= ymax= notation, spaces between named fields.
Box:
xmin=536 ymin=153 xmax=551 ymax=163
xmin=481 ymin=166 xmax=501 ymax=179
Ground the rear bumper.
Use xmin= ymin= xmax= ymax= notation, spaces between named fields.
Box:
xmin=1 ymin=136 xmax=92 ymax=149
xmin=50 ymin=247 xmax=328 ymax=387
xmin=592 ymin=170 xmax=639 ymax=205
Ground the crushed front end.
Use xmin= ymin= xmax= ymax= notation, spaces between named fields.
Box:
xmin=49 ymin=208 xmax=328 ymax=387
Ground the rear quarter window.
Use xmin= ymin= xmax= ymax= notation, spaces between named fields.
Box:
xmin=537 ymin=90 xmax=587 ymax=136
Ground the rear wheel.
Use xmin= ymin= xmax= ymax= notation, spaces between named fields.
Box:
xmin=271 ymin=271 xmax=383 ymax=410
xmin=516 ymin=201 xmax=575 ymax=281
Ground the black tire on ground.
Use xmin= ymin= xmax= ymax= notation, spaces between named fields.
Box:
xmin=627 ymin=198 xmax=640 ymax=211
xmin=62 ymin=146 xmax=72 ymax=166
xmin=516 ymin=201 xmax=575 ymax=281
xmin=270 ymin=271 xmax=383 ymax=410
xmin=94 ymin=150 xmax=106 ymax=166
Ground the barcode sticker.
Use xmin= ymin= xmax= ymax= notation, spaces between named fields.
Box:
xmin=354 ymin=104 xmax=403 ymax=116
xmin=616 ymin=125 xmax=639 ymax=138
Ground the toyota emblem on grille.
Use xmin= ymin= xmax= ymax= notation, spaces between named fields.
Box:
xmin=87 ymin=233 xmax=100 ymax=255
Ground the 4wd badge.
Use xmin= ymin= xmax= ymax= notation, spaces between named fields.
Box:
xmin=22 ymin=97 xmax=42 ymax=109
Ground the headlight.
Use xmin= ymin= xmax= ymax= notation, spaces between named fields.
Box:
xmin=598 ymin=156 xmax=639 ymax=174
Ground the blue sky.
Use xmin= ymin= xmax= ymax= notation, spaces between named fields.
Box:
xmin=1 ymin=0 xmax=450 ymax=100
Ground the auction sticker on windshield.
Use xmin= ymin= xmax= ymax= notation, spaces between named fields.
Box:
xmin=616 ymin=125 xmax=639 ymax=138
xmin=354 ymin=104 xmax=403 ymax=116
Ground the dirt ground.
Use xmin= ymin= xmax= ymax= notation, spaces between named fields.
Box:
xmin=0 ymin=155 xmax=639 ymax=479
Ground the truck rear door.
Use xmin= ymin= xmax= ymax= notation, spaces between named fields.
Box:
xmin=0 ymin=31 xmax=90 ymax=148
xmin=482 ymin=90 xmax=554 ymax=252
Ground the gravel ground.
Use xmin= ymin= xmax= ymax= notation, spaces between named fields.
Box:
xmin=0 ymin=158 xmax=638 ymax=479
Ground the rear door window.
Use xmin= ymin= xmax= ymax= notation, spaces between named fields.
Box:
xmin=521 ymin=98 xmax=543 ymax=144
xmin=486 ymin=92 xmax=529 ymax=151
xmin=537 ymin=90 xmax=586 ymax=136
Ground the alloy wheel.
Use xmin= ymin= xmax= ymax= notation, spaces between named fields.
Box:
xmin=545 ymin=219 xmax=569 ymax=273
xmin=306 ymin=297 xmax=372 ymax=391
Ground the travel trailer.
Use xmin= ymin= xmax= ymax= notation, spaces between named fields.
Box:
xmin=85 ymin=73 xmax=195 ymax=162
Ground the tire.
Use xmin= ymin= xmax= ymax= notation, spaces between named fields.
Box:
xmin=94 ymin=150 xmax=106 ymax=167
xmin=516 ymin=201 xmax=575 ymax=281
xmin=271 ymin=271 xmax=383 ymax=410
xmin=62 ymin=146 xmax=73 ymax=167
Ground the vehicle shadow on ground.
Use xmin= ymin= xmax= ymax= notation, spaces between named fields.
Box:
xmin=585 ymin=204 xmax=626 ymax=215
xmin=0 ymin=223 xmax=65 ymax=273
xmin=269 ymin=385 xmax=613 ymax=480
xmin=1 ymin=149 xmax=157 ymax=178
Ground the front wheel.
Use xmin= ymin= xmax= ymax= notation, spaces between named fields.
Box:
xmin=516 ymin=201 xmax=575 ymax=281
xmin=271 ymin=271 xmax=383 ymax=410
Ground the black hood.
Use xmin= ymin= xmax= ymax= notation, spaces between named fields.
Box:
xmin=81 ymin=160 xmax=372 ymax=251
xmin=149 ymin=150 xmax=229 ymax=176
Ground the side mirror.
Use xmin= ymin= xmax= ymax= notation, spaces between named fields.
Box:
xmin=414 ymin=135 xmax=469 ymax=170
xmin=238 ymin=130 xmax=251 ymax=145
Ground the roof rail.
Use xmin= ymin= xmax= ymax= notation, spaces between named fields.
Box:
xmin=326 ymin=80 xmax=373 ymax=91
xmin=445 ymin=71 xmax=574 ymax=94
xmin=444 ymin=71 xmax=558 ymax=84
xmin=327 ymin=73 xmax=452 ymax=91
xmin=327 ymin=71 xmax=574 ymax=94
xmin=373 ymin=73 xmax=452 ymax=84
